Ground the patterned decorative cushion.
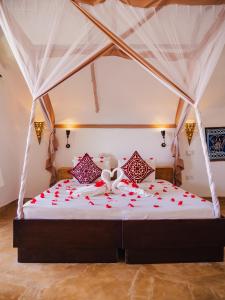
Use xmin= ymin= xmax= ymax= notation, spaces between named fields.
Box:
xmin=70 ymin=153 xmax=102 ymax=184
xmin=121 ymin=151 xmax=155 ymax=183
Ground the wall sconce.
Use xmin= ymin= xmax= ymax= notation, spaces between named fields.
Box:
xmin=66 ymin=130 xmax=71 ymax=148
xmin=185 ymin=122 xmax=196 ymax=145
xmin=161 ymin=130 xmax=166 ymax=147
xmin=34 ymin=121 xmax=44 ymax=144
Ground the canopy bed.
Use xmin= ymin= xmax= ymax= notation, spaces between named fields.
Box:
xmin=1 ymin=0 xmax=225 ymax=263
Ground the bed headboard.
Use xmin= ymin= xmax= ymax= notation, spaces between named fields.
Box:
xmin=57 ymin=167 xmax=174 ymax=183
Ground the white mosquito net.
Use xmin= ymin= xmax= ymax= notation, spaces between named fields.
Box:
xmin=0 ymin=0 xmax=225 ymax=218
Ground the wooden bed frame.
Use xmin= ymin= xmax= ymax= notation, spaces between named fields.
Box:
xmin=13 ymin=167 xmax=225 ymax=263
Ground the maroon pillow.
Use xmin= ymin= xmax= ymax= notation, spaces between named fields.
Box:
xmin=70 ymin=153 xmax=102 ymax=184
xmin=121 ymin=151 xmax=154 ymax=183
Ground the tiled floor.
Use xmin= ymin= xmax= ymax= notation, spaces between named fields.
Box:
xmin=0 ymin=202 xmax=225 ymax=300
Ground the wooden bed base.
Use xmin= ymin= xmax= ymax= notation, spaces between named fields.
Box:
xmin=13 ymin=167 xmax=225 ymax=263
xmin=13 ymin=219 xmax=122 ymax=263
xmin=13 ymin=217 xmax=225 ymax=263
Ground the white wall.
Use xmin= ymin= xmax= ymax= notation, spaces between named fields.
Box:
xmin=181 ymin=51 xmax=225 ymax=197
xmin=0 ymin=35 xmax=225 ymax=204
xmin=0 ymin=59 xmax=31 ymax=207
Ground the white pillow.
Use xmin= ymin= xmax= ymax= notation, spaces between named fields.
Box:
xmin=118 ymin=155 xmax=156 ymax=182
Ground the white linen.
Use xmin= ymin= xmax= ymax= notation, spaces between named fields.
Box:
xmin=68 ymin=181 xmax=108 ymax=197
xmin=23 ymin=179 xmax=214 ymax=220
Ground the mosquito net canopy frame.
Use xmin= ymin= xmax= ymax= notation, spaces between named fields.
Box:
xmin=0 ymin=0 xmax=224 ymax=219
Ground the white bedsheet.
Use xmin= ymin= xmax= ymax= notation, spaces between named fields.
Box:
xmin=23 ymin=179 xmax=215 ymax=220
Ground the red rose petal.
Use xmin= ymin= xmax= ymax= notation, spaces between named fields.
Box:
xmin=52 ymin=202 xmax=57 ymax=205
xmin=171 ymin=198 xmax=175 ymax=202
xmin=121 ymin=179 xmax=130 ymax=185
xmin=153 ymin=205 xmax=159 ymax=208
xmin=191 ymin=194 xmax=196 ymax=198
xmin=106 ymin=204 xmax=112 ymax=208
xmin=85 ymin=195 xmax=90 ymax=200
xmin=47 ymin=190 xmax=50 ymax=193
xmin=130 ymin=199 xmax=136 ymax=202
xmin=95 ymin=180 xmax=105 ymax=187
xmin=104 ymin=193 xmax=110 ymax=197
xmin=178 ymin=201 xmax=183 ymax=206
xmin=40 ymin=193 xmax=45 ymax=198
xmin=132 ymin=182 xmax=139 ymax=188
xmin=201 ymin=199 xmax=206 ymax=202
xmin=157 ymin=197 xmax=162 ymax=200
xmin=128 ymin=192 xmax=135 ymax=196
xmin=89 ymin=201 xmax=95 ymax=205
xmin=121 ymin=193 xmax=127 ymax=197
xmin=128 ymin=203 xmax=134 ymax=208
xmin=137 ymin=195 xmax=141 ymax=199
xmin=31 ymin=198 xmax=36 ymax=204
xmin=154 ymin=192 xmax=159 ymax=196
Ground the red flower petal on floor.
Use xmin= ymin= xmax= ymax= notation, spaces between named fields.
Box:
xmin=130 ymin=199 xmax=136 ymax=202
xmin=121 ymin=193 xmax=127 ymax=197
xmin=153 ymin=205 xmax=159 ymax=208
xmin=85 ymin=195 xmax=90 ymax=201
xmin=89 ymin=201 xmax=94 ymax=205
xmin=171 ymin=198 xmax=175 ymax=202
xmin=128 ymin=203 xmax=134 ymax=208
xmin=178 ymin=201 xmax=183 ymax=206
xmin=132 ymin=182 xmax=139 ymax=188
xmin=106 ymin=204 xmax=112 ymax=208
xmin=95 ymin=180 xmax=105 ymax=187
xmin=40 ymin=193 xmax=45 ymax=198
xmin=31 ymin=198 xmax=36 ymax=204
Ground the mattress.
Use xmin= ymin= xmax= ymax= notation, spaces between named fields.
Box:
xmin=23 ymin=179 xmax=215 ymax=220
